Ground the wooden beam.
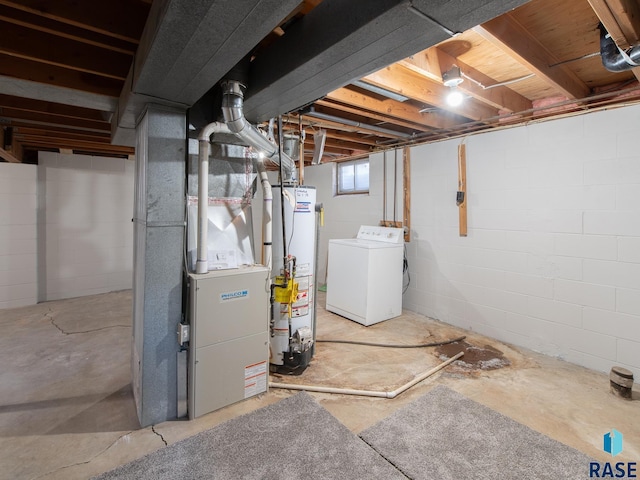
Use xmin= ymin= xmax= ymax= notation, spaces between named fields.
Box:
xmin=0 ymin=20 xmax=131 ymax=80
xmin=0 ymin=145 xmax=20 ymax=163
xmin=0 ymin=0 xmax=149 ymax=43
xmin=403 ymin=146 xmax=411 ymax=243
xmin=0 ymin=107 xmax=110 ymax=131
xmin=0 ymin=4 xmax=137 ymax=55
xmin=587 ymin=0 xmax=640 ymax=48
xmin=315 ymin=99 xmax=433 ymax=133
xmin=402 ymin=47 xmax=533 ymax=114
xmin=16 ymin=137 xmax=134 ymax=155
xmin=0 ymin=94 xmax=111 ymax=122
xmin=11 ymin=124 xmax=111 ymax=141
xmin=363 ymin=63 xmax=499 ymax=121
xmin=474 ymin=14 xmax=591 ymax=100
xmin=457 ymin=144 xmax=467 ymax=237
xmin=0 ymin=53 xmax=123 ymax=97
xmin=325 ymin=87 xmax=461 ymax=130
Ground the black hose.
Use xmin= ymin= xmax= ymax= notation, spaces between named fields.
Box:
xmin=316 ymin=335 xmax=466 ymax=349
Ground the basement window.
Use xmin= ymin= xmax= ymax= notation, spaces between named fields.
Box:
xmin=336 ymin=159 xmax=369 ymax=195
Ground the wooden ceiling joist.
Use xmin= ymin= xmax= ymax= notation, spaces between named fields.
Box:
xmin=0 ymin=0 xmax=150 ymax=43
xmin=587 ymin=0 xmax=640 ymax=48
xmin=0 ymin=4 xmax=137 ymax=55
xmin=0 ymin=20 xmax=131 ymax=81
xmin=0 ymin=107 xmax=110 ymax=131
xmin=325 ymin=87 xmax=461 ymax=130
xmin=402 ymin=47 xmax=533 ymax=113
xmin=363 ymin=63 xmax=499 ymax=121
xmin=474 ymin=14 xmax=591 ymax=100
xmin=314 ymin=99 xmax=432 ymax=134
xmin=0 ymin=94 xmax=110 ymax=122
xmin=0 ymin=53 xmax=123 ymax=97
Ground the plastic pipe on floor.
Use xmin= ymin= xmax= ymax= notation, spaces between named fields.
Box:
xmin=269 ymin=351 xmax=464 ymax=398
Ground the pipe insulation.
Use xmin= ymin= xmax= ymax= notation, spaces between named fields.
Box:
xmin=599 ymin=24 xmax=640 ymax=72
xmin=269 ymin=351 xmax=464 ymax=398
xmin=196 ymin=122 xmax=231 ymax=274
xmin=221 ymin=80 xmax=296 ymax=180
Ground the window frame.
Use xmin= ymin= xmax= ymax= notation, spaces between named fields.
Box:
xmin=335 ymin=158 xmax=370 ymax=196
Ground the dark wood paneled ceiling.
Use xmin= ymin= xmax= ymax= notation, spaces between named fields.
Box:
xmin=1 ymin=0 xmax=639 ymax=164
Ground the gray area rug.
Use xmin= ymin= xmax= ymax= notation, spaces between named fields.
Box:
xmin=93 ymin=392 xmax=407 ymax=480
xmin=359 ymin=384 xmax=594 ymax=480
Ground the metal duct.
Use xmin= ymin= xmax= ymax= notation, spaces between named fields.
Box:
xmin=305 ymin=108 xmax=412 ymax=138
xmin=599 ymin=24 xmax=640 ymax=72
xmin=221 ymin=80 xmax=296 ymax=180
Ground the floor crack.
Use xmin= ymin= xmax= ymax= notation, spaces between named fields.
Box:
xmin=48 ymin=311 xmax=130 ymax=335
xmin=152 ymin=425 xmax=168 ymax=446
xmin=30 ymin=430 xmax=134 ymax=480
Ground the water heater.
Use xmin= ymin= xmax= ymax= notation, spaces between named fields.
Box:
xmin=270 ymin=185 xmax=318 ymax=374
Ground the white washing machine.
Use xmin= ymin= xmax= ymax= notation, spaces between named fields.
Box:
xmin=326 ymin=225 xmax=404 ymax=326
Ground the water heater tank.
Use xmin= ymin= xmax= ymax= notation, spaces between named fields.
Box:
xmin=270 ymin=185 xmax=318 ymax=374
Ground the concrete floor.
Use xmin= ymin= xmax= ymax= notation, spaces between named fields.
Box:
xmin=1 ymin=290 xmax=638 ymax=479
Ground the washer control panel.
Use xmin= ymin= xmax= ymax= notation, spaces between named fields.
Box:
xmin=356 ymin=225 xmax=404 ymax=244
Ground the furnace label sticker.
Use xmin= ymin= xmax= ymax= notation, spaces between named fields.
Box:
xmin=244 ymin=360 xmax=267 ymax=398
xmin=219 ymin=289 xmax=249 ymax=303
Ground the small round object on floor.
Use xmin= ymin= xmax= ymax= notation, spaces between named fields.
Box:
xmin=609 ymin=366 xmax=633 ymax=399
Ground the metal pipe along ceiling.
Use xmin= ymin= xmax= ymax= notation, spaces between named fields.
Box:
xmin=599 ymin=24 xmax=640 ymax=72
xmin=305 ymin=108 xmax=413 ymax=138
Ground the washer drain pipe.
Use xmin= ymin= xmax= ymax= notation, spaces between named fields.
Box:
xmin=269 ymin=351 xmax=463 ymax=398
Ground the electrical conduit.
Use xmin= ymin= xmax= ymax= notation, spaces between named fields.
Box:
xmin=269 ymin=351 xmax=464 ymax=398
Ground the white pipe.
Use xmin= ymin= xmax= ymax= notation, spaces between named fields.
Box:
xmin=269 ymin=351 xmax=464 ymax=398
xmin=257 ymin=159 xmax=272 ymax=270
xmin=196 ymin=122 xmax=231 ymax=274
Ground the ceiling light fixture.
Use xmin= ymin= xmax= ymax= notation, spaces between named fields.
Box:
xmin=442 ymin=66 xmax=465 ymax=107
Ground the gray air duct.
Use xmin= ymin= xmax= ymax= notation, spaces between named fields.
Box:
xmin=599 ymin=24 xmax=640 ymax=72
xmin=221 ymin=80 xmax=296 ymax=181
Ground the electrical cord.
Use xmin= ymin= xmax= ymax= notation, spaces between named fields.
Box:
xmin=402 ymin=243 xmax=411 ymax=294
xmin=316 ymin=335 xmax=465 ymax=349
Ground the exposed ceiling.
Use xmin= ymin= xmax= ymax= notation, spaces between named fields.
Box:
xmin=1 ymin=0 xmax=639 ymax=164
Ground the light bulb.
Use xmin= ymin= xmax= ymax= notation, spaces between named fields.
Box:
xmin=446 ymin=89 xmax=464 ymax=107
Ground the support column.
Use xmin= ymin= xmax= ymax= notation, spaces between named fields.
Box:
xmin=132 ymin=104 xmax=186 ymax=427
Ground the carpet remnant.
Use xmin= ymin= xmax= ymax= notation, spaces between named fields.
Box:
xmin=93 ymin=392 xmax=407 ymax=480
xmin=359 ymin=385 xmax=593 ymax=480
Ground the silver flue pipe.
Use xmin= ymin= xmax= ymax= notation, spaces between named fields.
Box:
xmin=220 ymin=80 xmax=296 ymax=181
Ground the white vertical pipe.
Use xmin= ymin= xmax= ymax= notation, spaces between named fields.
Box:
xmin=257 ymin=159 xmax=272 ymax=270
xmin=196 ymin=122 xmax=230 ymax=274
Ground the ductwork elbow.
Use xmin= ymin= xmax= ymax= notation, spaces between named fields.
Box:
xmin=599 ymin=23 xmax=640 ymax=72
xmin=220 ymin=80 xmax=296 ymax=179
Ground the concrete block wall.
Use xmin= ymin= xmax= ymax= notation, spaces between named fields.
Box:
xmin=0 ymin=163 xmax=37 ymax=308
xmin=403 ymin=105 xmax=640 ymax=379
xmin=38 ymin=152 xmax=134 ymax=301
